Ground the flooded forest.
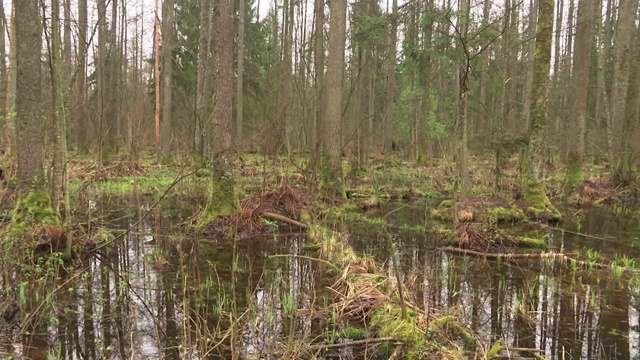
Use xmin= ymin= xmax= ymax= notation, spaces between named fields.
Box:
xmin=1 ymin=0 xmax=640 ymax=359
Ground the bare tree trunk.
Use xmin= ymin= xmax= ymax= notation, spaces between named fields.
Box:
xmin=5 ymin=3 xmax=16 ymax=152
xmin=0 ymin=2 xmax=6 ymax=151
xmin=97 ymin=0 xmax=107 ymax=160
xmin=153 ymin=0 xmax=160 ymax=153
xmin=384 ymin=0 xmax=398 ymax=153
xmin=195 ymin=0 xmax=212 ymax=157
xmin=610 ymin=0 xmax=639 ymax=184
xmin=321 ymin=0 xmax=347 ymax=200
xmin=15 ymin=0 xmax=44 ymax=189
xmin=311 ymin=0 xmax=325 ymax=171
xmin=565 ymin=0 xmax=590 ymax=190
xmin=203 ymin=0 xmax=236 ymax=220
xmin=523 ymin=0 xmax=560 ymax=220
xmin=522 ymin=0 xmax=538 ymax=129
xmin=75 ymin=0 xmax=88 ymax=151
xmin=236 ymin=0 xmax=246 ymax=149
xmin=454 ymin=0 xmax=471 ymax=207
xmin=160 ymin=0 xmax=174 ymax=161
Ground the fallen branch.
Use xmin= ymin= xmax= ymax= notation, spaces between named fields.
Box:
xmin=308 ymin=336 xmax=396 ymax=351
xmin=261 ymin=211 xmax=307 ymax=229
xmin=440 ymin=247 xmax=608 ymax=269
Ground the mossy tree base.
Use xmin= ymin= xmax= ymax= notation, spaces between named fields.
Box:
xmin=564 ymin=156 xmax=584 ymax=193
xmin=6 ymin=189 xmax=66 ymax=254
xmin=522 ymin=179 xmax=561 ymax=221
xmin=320 ymin=152 xmax=346 ymax=202
xmin=198 ymin=171 xmax=237 ymax=227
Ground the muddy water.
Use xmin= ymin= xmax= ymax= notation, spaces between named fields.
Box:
xmin=0 ymin=198 xmax=639 ymax=359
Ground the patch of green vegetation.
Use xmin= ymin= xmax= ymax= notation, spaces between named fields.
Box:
xmin=522 ymin=179 xmax=562 ymax=221
xmin=432 ymin=315 xmax=476 ymax=349
xmin=564 ymin=158 xmax=584 ymax=192
xmin=484 ymin=205 xmax=526 ymax=223
xmin=6 ymin=190 xmax=61 ymax=245
xmin=340 ymin=327 xmax=366 ymax=340
xmin=370 ymin=304 xmax=430 ymax=360
xmin=486 ymin=339 xmax=503 ymax=358
xmin=517 ymin=235 xmax=548 ymax=249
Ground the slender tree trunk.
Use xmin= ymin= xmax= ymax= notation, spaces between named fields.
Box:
xmin=565 ymin=0 xmax=590 ymax=190
xmin=321 ymin=0 xmax=347 ymax=200
xmin=455 ymin=0 xmax=471 ymax=203
xmin=236 ymin=0 xmax=246 ymax=149
xmin=153 ymin=0 xmax=161 ymax=154
xmin=76 ymin=0 xmax=88 ymax=151
xmin=523 ymin=0 xmax=560 ymax=220
xmin=0 ymin=2 xmax=6 ymax=150
xmin=97 ymin=0 xmax=107 ymax=160
xmin=160 ymin=0 xmax=174 ymax=161
xmin=384 ymin=0 xmax=398 ymax=153
xmin=15 ymin=0 xmax=44 ymax=189
xmin=195 ymin=0 xmax=212 ymax=157
xmin=5 ymin=3 xmax=16 ymax=153
xmin=311 ymin=0 xmax=325 ymax=171
xmin=522 ymin=0 xmax=538 ymax=128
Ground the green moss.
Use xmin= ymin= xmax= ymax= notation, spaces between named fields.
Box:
xmin=433 ymin=316 xmax=476 ymax=349
xmin=370 ymin=305 xmax=429 ymax=360
xmin=340 ymin=327 xmax=366 ymax=340
xmin=197 ymin=172 xmax=237 ymax=227
xmin=11 ymin=190 xmax=60 ymax=227
xmin=564 ymin=157 xmax=584 ymax=192
xmin=439 ymin=199 xmax=453 ymax=208
xmin=484 ymin=206 xmax=526 ymax=223
xmin=522 ymin=180 xmax=561 ymax=221
xmin=486 ymin=339 xmax=503 ymax=358
xmin=517 ymin=235 xmax=548 ymax=249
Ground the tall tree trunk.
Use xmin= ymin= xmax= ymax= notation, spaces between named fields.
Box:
xmin=311 ymin=0 xmax=325 ymax=171
xmin=97 ymin=0 xmax=107 ymax=160
xmin=524 ymin=0 xmax=560 ymax=220
xmin=160 ymin=0 xmax=174 ymax=161
xmin=195 ymin=0 xmax=212 ymax=157
xmin=384 ymin=0 xmax=398 ymax=153
xmin=75 ymin=0 xmax=88 ymax=151
xmin=203 ymin=0 xmax=236 ymax=220
xmin=565 ymin=0 xmax=590 ymax=190
xmin=321 ymin=0 xmax=347 ymax=200
xmin=5 ymin=3 xmax=16 ymax=152
xmin=236 ymin=0 xmax=246 ymax=149
xmin=0 ymin=1 xmax=7 ymax=150
xmin=153 ymin=0 xmax=161 ymax=154
xmin=455 ymin=0 xmax=471 ymax=203
xmin=610 ymin=0 xmax=639 ymax=184
xmin=522 ymin=0 xmax=538 ymax=128
xmin=15 ymin=0 xmax=44 ymax=189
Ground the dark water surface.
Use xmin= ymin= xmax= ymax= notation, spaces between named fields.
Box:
xmin=1 ymin=197 xmax=639 ymax=359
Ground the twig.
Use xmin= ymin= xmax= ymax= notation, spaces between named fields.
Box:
xmin=268 ymin=254 xmax=339 ymax=272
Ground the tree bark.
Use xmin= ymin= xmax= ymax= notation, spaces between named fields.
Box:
xmin=236 ymin=0 xmax=246 ymax=149
xmin=15 ymin=0 xmax=44 ymax=189
xmin=565 ymin=0 xmax=590 ymax=190
xmin=75 ymin=0 xmax=88 ymax=151
xmin=321 ymin=0 xmax=347 ymax=200
xmin=203 ymin=0 xmax=236 ymax=220
xmin=609 ymin=0 xmax=639 ymax=184
xmin=523 ymin=0 xmax=560 ymax=220
xmin=384 ymin=0 xmax=398 ymax=153
xmin=160 ymin=0 xmax=175 ymax=161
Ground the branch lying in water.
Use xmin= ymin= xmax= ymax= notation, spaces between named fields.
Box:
xmin=261 ymin=211 xmax=307 ymax=229
xmin=441 ymin=246 xmax=610 ymax=270
xmin=307 ymin=336 xmax=396 ymax=351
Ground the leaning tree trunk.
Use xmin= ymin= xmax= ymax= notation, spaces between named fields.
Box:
xmin=320 ymin=0 xmax=347 ymax=200
xmin=523 ymin=0 xmax=561 ymax=221
xmin=160 ymin=0 xmax=174 ymax=161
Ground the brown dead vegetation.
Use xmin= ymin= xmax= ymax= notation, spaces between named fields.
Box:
xmin=203 ymin=185 xmax=316 ymax=238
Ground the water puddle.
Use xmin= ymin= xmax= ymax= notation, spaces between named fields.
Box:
xmin=1 ymin=198 xmax=639 ymax=359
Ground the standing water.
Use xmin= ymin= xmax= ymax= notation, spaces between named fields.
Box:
xmin=0 ymin=197 xmax=638 ymax=359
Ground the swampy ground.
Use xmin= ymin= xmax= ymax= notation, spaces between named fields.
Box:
xmin=1 ymin=153 xmax=639 ymax=360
